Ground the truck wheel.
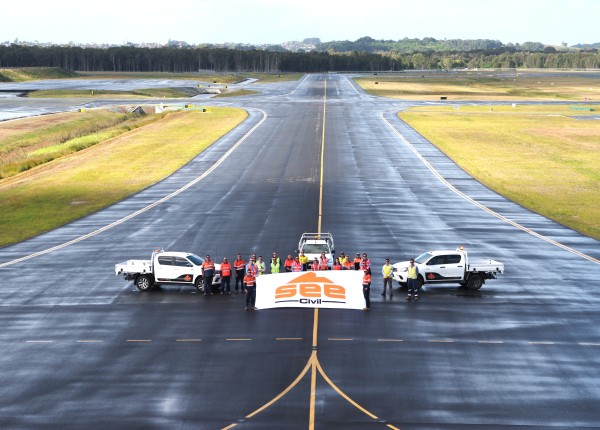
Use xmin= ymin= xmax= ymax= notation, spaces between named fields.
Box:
xmin=467 ymin=274 xmax=483 ymax=290
xmin=417 ymin=276 xmax=424 ymax=289
xmin=135 ymin=275 xmax=152 ymax=291
xmin=398 ymin=282 xmax=407 ymax=290
xmin=195 ymin=277 xmax=204 ymax=292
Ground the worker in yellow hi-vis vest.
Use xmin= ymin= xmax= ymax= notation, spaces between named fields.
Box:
xmin=381 ymin=258 xmax=394 ymax=297
xmin=406 ymin=259 xmax=421 ymax=302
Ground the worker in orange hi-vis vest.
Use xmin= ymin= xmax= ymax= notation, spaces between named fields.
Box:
xmin=220 ymin=257 xmax=232 ymax=295
xmin=291 ymin=256 xmax=303 ymax=272
xmin=243 ymin=272 xmax=257 ymax=311
xmin=201 ymin=255 xmax=215 ymax=296
xmin=362 ymin=268 xmax=372 ymax=311
xmin=233 ymin=254 xmax=245 ymax=295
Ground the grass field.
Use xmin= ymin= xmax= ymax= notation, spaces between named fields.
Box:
xmin=0 ymin=67 xmax=78 ymax=82
xmin=0 ymin=108 xmax=247 ymax=246
xmin=213 ymin=89 xmax=260 ymax=98
xmin=399 ymin=105 xmax=600 ymax=239
xmin=0 ymin=110 xmax=166 ymax=179
xmin=356 ymin=71 xmax=600 ymax=101
xmin=27 ymin=88 xmax=200 ymax=99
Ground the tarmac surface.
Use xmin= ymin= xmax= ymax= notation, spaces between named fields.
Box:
xmin=1 ymin=74 xmax=600 ymax=429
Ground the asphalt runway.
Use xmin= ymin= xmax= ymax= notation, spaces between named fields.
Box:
xmin=1 ymin=74 xmax=600 ymax=429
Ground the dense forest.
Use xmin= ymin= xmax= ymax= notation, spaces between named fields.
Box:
xmin=0 ymin=44 xmax=599 ymax=73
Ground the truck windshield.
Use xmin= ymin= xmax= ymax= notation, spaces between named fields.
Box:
xmin=415 ymin=252 xmax=432 ymax=264
xmin=303 ymin=244 xmax=330 ymax=254
xmin=187 ymin=254 xmax=204 ymax=266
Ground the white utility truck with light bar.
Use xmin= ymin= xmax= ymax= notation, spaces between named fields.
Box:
xmin=297 ymin=233 xmax=335 ymax=268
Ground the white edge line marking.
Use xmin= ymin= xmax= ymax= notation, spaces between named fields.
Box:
xmin=0 ymin=109 xmax=268 ymax=268
xmin=381 ymin=111 xmax=600 ymax=265
xmin=579 ymin=342 xmax=600 ymax=346
xmin=76 ymin=340 xmax=102 ymax=343
xmin=176 ymin=339 xmax=202 ymax=342
xmin=478 ymin=340 xmax=504 ymax=344
xmin=377 ymin=339 xmax=404 ymax=342
xmin=26 ymin=340 xmax=53 ymax=343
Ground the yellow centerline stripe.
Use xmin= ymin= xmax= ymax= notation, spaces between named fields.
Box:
xmin=317 ymin=79 xmax=327 ymax=235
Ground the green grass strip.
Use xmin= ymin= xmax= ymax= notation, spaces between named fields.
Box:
xmin=0 ymin=108 xmax=247 ymax=246
xmin=399 ymin=105 xmax=600 ymax=239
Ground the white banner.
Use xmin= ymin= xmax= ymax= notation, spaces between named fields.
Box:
xmin=255 ymin=271 xmax=365 ymax=310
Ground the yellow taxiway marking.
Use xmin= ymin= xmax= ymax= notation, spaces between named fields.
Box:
xmin=221 ymin=77 xmax=398 ymax=430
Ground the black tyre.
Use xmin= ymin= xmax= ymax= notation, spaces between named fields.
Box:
xmin=416 ymin=276 xmax=424 ymax=289
xmin=135 ymin=275 xmax=153 ymax=291
xmin=467 ymin=274 xmax=483 ymax=290
xmin=398 ymin=282 xmax=408 ymax=290
xmin=195 ymin=277 xmax=204 ymax=292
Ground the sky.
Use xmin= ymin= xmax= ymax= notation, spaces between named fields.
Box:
xmin=3 ymin=0 xmax=599 ymax=47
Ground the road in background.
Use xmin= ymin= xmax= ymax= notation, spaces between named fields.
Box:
xmin=0 ymin=74 xmax=599 ymax=429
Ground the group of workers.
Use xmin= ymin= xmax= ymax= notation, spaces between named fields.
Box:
xmin=200 ymin=251 xmax=414 ymax=311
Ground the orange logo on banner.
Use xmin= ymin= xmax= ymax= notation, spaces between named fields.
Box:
xmin=275 ymin=272 xmax=346 ymax=304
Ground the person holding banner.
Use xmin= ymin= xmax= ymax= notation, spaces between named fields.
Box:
xmin=363 ymin=268 xmax=372 ymax=310
xmin=243 ymin=271 xmax=257 ymax=310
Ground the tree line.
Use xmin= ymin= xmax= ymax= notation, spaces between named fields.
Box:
xmin=0 ymin=45 xmax=599 ymax=73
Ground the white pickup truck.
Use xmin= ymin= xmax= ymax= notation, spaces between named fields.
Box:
xmin=115 ymin=250 xmax=221 ymax=292
xmin=392 ymin=247 xmax=504 ymax=290
xmin=297 ymin=233 xmax=335 ymax=268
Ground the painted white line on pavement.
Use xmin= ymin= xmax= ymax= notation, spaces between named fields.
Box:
xmin=382 ymin=112 xmax=600 ymax=265
xmin=0 ymin=109 xmax=268 ymax=268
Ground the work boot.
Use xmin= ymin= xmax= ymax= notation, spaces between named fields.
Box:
xmin=406 ymin=295 xmax=411 ymax=301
